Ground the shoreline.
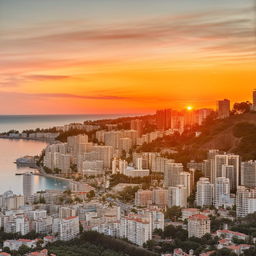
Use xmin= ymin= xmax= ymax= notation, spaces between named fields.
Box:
xmin=36 ymin=166 xmax=72 ymax=184
xmin=0 ymin=135 xmax=54 ymax=143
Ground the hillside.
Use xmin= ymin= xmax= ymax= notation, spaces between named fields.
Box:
xmin=192 ymin=112 xmax=256 ymax=160
xmin=138 ymin=112 xmax=256 ymax=163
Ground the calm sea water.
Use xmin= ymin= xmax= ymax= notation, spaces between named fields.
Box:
xmin=0 ymin=114 xmax=136 ymax=132
xmin=0 ymin=138 xmax=69 ymax=195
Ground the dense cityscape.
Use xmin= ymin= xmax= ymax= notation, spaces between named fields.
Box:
xmin=1 ymin=1 xmax=255 ymax=255
xmin=0 ymin=91 xmax=256 ymax=256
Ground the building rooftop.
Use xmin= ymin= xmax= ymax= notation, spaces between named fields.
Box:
xmin=189 ymin=214 xmax=209 ymax=220
xmin=64 ymin=216 xmax=78 ymax=220
xmin=217 ymin=229 xmax=247 ymax=237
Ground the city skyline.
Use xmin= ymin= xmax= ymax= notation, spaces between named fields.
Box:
xmin=0 ymin=0 xmax=255 ymax=114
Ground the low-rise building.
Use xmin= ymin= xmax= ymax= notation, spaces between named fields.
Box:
xmin=216 ymin=229 xmax=248 ymax=241
xmin=3 ymin=239 xmax=37 ymax=251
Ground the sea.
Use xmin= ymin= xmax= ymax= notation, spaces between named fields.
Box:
xmin=0 ymin=114 xmax=137 ymax=195
xmin=0 ymin=114 xmax=136 ymax=133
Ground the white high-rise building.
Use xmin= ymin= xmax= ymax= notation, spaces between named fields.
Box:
xmin=236 ymin=186 xmax=256 ymax=217
xmin=142 ymin=208 xmax=164 ymax=232
xmin=135 ymin=190 xmax=153 ymax=207
xmin=202 ymin=149 xmax=220 ymax=182
xmin=93 ymin=145 xmax=114 ymax=169
xmin=168 ymin=185 xmax=187 ymax=208
xmin=179 ymin=171 xmax=191 ymax=196
xmin=59 ymin=207 xmax=77 ymax=219
xmin=151 ymin=156 xmax=168 ymax=173
xmin=214 ymin=177 xmax=231 ymax=208
xmin=2 ymin=192 xmax=25 ymax=210
xmin=120 ymin=214 xmax=152 ymax=246
xmin=28 ymin=210 xmax=47 ymax=220
xmin=104 ymin=131 xmax=121 ymax=149
xmin=217 ymin=99 xmax=230 ymax=119
xmin=96 ymin=130 xmax=105 ymax=143
xmin=58 ymin=153 xmax=72 ymax=174
xmin=131 ymin=119 xmax=143 ymax=137
xmin=59 ymin=216 xmax=79 ymax=241
xmin=112 ymin=158 xmax=127 ymax=174
xmin=214 ymin=154 xmax=239 ymax=189
xmin=164 ymin=162 xmax=183 ymax=187
xmin=221 ymin=165 xmax=235 ymax=191
xmin=152 ymin=188 xmax=168 ymax=206
xmin=122 ymin=130 xmax=138 ymax=146
xmin=241 ymin=161 xmax=256 ymax=188
xmin=137 ymin=157 xmax=143 ymax=170
xmin=23 ymin=173 xmax=33 ymax=197
xmin=82 ymin=160 xmax=104 ymax=176
xmin=4 ymin=216 xmax=30 ymax=235
xmin=196 ymin=108 xmax=212 ymax=126
xmin=196 ymin=177 xmax=213 ymax=207
xmin=119 ymin=137 xmax=132 ymax=153
xmin=67 ymin=134 xmax=89 ymax=155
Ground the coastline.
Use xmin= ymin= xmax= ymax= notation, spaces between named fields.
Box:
xmin=0 ymin=137 xmax=71 ymax=188
xmin=36 ymin=166 xmax=72 ymax=184
xmin=0 ymin=135 xmax=54 ymax=143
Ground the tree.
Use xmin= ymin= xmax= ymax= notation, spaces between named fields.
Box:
xmin=87 ymin=190 xmax=95 ymax=199
xmin=242 ymin=247 xmax=256 ymax=256
xmin=165 ymin=206 xmax=182 ymax=221
xmin=2 ymin=247 xmax=11 ymax=253
xmin=143 ymin=240 xmax=156 ymax=250
xmin=187 ymin=192 xmax=196 ymax=207
xmin=210 ymin=248 xmax=237 ymax=256
xmin=79 ymin=222 xmax=84 ymax=233
xmin=70 ymin=164 xmax=78 ymax=173
xmin=18 ymin=244 xmax=30 ymax=255
xmin=163 ymin=225 xmax=188 ymax=240
xmin=35 ymin=239 xmax=44 ymax=250
xmin=232 ymin=101 xmax=251 ymax=114
xmin=39 ymin=195 xmax=46 ymax=204
xmin=117 ymin=186 xmax=139 ymax=202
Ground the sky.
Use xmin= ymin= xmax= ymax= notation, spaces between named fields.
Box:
xmin=0 ymin=0 xmax=255 ymax=114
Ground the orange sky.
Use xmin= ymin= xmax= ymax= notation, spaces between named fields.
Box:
xmin=0 ymin=0 xmax=255 ymax=114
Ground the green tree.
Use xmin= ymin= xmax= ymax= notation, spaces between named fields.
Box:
xmin=18 ymin=244 xmax=30 ymax=255
xmin=165 ymin=206 xmax=182 ymax=221
xmin=210 ymin=248 xmax=237 ymax=256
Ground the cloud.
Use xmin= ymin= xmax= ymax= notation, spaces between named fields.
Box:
xmin=25 ymin=74 xmax=71 ymax=81
xmin=35 ymin=93 xmax=130 ymax=100
xmin=0 ymin=91 xmax=130 ymax=101
xmin=0 ymin=5 xmax=255 ymax=81
xmin=0 ymin=73 xmax=72 ymax=87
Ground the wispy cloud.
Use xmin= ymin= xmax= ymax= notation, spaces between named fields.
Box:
xmin=35 ymin=93 xmax=130 ymax=100
xmin=26 ymin=74 xmax=71 ymax=81
xmin=0 ymin=4 xmax=255 ymax=114
xmin=0 ymin=91 xmax=130 ymax=100
xmin=0 ymin=74 xmax=72 ymax=87
xmin=2 ymin=7 xmax=254 ymax=57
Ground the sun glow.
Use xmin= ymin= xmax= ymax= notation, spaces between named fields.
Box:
xmin=186 ymin=106 xmax=193 ymax=111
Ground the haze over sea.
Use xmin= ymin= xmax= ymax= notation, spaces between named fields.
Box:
xmin=0 ymin=114 xmax=137 ymax=133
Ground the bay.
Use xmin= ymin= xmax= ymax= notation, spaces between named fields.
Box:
xmin=0 ymin=138 xmax=68 ymax=195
